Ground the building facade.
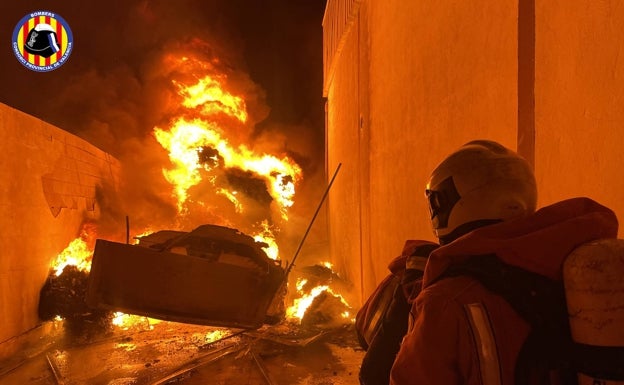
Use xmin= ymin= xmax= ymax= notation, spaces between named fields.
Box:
xmin=323 ymin=0 xmax=624 ymax=305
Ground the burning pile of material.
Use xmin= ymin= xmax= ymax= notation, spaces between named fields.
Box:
xmin=38 ymin=225 xmax=354 ymax=337
xmin=150 ymin=52 xmax=303 ymax=235
xmin=285 ymin=262 xmax=354 ymax=330
xmin=37 ymin=47 xmax=354 ymax=338
xmin=38 ymin=265 xmax=114 ymax=338
xmin=37 ymin=231 xmax=112 ymax=337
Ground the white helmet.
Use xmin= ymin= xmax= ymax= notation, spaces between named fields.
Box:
xmin=425 ymin=140 xmax=537 ymax=244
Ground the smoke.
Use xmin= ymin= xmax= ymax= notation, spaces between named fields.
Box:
xmin=1 ymin=0 xmax=327 ymax=260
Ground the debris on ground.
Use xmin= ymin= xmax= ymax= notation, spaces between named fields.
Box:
xmin=38 ymin=265 xmax=114 ymax=339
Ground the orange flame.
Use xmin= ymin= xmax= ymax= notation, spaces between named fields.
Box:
xmin=154 ymin=117 xmax=302 ymax=219
xmin=151 ymin=50 xmax=303 ymax=275
xmin=174 ymin=75 xmax=247 ymax=122
xmin=153 ymin=50 xmax=303 ymax=226
xmin=132 ymin=229 xmax=155 ymax=244
xmin=204 ymin=329 xmax=231 ymax=343
xmin=112 ymin=312 xmax=161 ymax=330
xmin=217 ymin=188 xmax=243 ymax=213
xmin=285 ymin=278 xmax=352 ymax=323
xmin=50 ymin=225 xmax=97 ymax=276
xmin=252 ymin=220 xmax=280 ymax=260
xmin=286 ymin=281 xmax=329 ymax=320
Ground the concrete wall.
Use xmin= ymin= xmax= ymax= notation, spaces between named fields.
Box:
xmin=324 ymin=0 xmax=518 ymax=304
xmin=0 ymin=103 xmax=119 ymax=357
xmin=535 ymin=1 xmax=624 ymax=219
xmin=325 ymin=13 xmax=363 ymax=306
xmin=324 ymin=0 xmax=624 ymax=306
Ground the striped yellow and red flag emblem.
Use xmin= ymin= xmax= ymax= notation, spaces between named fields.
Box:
xmin=12 ymin=11 xmax=73 ymax=71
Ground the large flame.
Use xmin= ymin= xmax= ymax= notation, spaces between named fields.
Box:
xmin=153 ymin=51 xmax=302 ymax=230
xmin=174 ymin=74 xmax=248 ymax=123
xmin=51 ymin=224 xmax=97 ymax=276
xmin=38 ymin=41 xmax=362 ymax=338
xmin=154 ymin=117 xmax=301 ymax=220
xmin=48 ymin=49 xmax=353 ymax=331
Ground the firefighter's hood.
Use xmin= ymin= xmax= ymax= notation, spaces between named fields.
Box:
xmin=423 ymin=197 xmax=619 ymax=287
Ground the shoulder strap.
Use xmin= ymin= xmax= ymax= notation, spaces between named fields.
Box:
xmin=440 ymin=254 xmax=575 ymax=385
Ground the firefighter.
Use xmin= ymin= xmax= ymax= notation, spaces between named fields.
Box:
xmin=356 ymin=240 xmax=438 ymax=385
xmin=389 ymin=140 xmax=619 ymax=385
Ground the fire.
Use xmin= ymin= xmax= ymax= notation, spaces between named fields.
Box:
xmin=132 ymin=229 xmax=155 ymax=244
xmin=252 ymin=220 xmax=280 ymax=260
xmin=51 ymin=225 xmax=157 ymax=274
xmin=154 ymin=117 xmax=302 ymax=219
xmin=285 ymin=278 xmax=352 ymax=323
xmin=174 ymin=75 xmax=248 ymax=122
xmin=50 ymin=225 xmax=96 ymax=276
xmin=287 ymin=282 xmax=329 ymax=320
xmin=204 ymin=329 xmax=230 ymax=344
xmin=112 ymin=312 xmax=162 ymax=330
xmin=217 ymin=188 xmax=243 ymax=213
xmin=153 ymin=51 xmax=302 ymax=226
xmin=50 ymin=227 xmax=164 ymax=331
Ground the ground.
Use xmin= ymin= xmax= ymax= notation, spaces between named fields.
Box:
xmin=0 ymin=318 xmax=365 ymax=385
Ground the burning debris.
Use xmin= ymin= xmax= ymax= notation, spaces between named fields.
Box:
xmin=153 ymin=115 xmax=302 ymax=223
xmin=38 ymin=265 xmax=114 ymax=338
xmin=301 ymin=291 xmax=352 ymax=329
xmin=38 ymin=225 xmax=113 ymax=338
xmin=39 ymin=224 xmax=354 ymax=340
xmin=29 ymin=40 xmax=352 ymax=382
xmin=83 ymin=166 xmax=344 ymax=331
xmin=31 ymin=214 xmax=360 ymax=384
xmin=286 ymin=276 xmax=354 ymax=330
xmin=224 ymin=168 xmax=274 ymax=206
xmin=297 ymin=262 xmax=354 ymax=298
xmin=86 ymin=224 xmax=287 ymax=329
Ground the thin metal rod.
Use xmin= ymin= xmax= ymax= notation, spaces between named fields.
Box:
xmin=150 ymin=342 xmax=245 ymax=385
xmin=46 ymin=354 xmax=65 ymax=385
xmin=125 ymin=216 xmax=130 ymax=244
xmin=284 ymin=163 xmax=342 ymax=278
xmin=251 ymin=349 xmax=278 ymax=385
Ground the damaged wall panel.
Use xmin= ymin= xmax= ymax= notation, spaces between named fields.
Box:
xmin=0 ymin=103 xmax=119 ymax=359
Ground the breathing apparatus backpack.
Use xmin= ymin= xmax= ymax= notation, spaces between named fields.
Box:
xmin=563 ymin=238 xmax=624 ymax=385
xmin=441 ymin=238 xmax=624 ymax=385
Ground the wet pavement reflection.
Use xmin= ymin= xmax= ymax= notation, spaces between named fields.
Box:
xmin=0 ymin=319 xmax=364 ymax=385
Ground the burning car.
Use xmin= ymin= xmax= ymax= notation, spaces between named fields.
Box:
xmin=86 ymin=224 xmax=286 ymax=329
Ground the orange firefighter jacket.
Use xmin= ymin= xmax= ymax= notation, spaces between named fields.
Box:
xmin=390 ymin=197 xmax=619 ymax=385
